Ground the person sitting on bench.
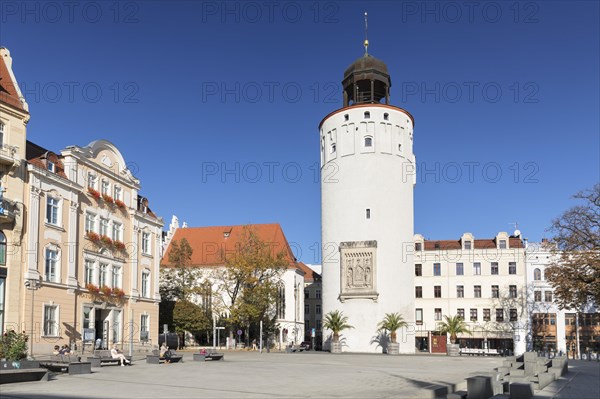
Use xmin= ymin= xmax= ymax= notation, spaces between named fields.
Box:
xmin=111 ymin=345 xmax=131 ymax=366
xmin=160 ymin=343 xmax=172 ymax=364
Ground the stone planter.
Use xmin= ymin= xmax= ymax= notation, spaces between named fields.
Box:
xmin=387 ymin=343 xmax=400 ymax=355
xmin=447 ymin=343 xmax=460 ymax=357
xmin=331 ymin=342 xmax=342 ymax=354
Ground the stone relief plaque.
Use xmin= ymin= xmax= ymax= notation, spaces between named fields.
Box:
xmin=339 ymin=240 xmax=378 ymax=302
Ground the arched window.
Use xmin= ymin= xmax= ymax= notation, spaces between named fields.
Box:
xmin=0 ymin=231 xmax=6 ymax=265
xmin=384 ymin=113 xmax=389 ymax=121
xmin=276 ymin=283 xmax=285 ymax=319
xmin=330 ymin=143 xmax=336 ymax=154
xmin=364 ymin=136 xmax=373 ymax=147
xmin=364 ymin=111 xmax=370 ymax=119
xmin=533 ymin=268 xmax=542 ymax=281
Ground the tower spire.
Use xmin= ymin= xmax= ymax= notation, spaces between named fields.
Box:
xmin=364 ymin=12 xmax=369 ymax=55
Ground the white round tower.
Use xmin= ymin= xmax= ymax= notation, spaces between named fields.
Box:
xmin=320 ymin=50 xmax=416 ymax=353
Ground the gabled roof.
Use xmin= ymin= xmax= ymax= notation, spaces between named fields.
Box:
xmin=0 ymin=48 xmax=28 ymax=113
xmin=161 ymin=223 xmax=297 ymax=268
xmin=296 ymin=262 xmax=321 ymax=282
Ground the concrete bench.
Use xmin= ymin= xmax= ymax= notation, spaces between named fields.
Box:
xmin=193 ymin=353 xmax=224 ymax=361
xmin=39 ymin=361 xmax=91 ymax=375
xmin=146 ymin=350 xmax=183 ymax=364
xmin=87 ymin=350 xmax=131 ymax=367
xmin=0 ymin=368 xmax=49 ymax=384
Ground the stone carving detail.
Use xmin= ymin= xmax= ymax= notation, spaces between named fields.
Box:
xmin=340 ymin=240 xmax=378 ymax=302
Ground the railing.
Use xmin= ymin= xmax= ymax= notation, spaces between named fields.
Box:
xmin=0 ymin=144 xmax=19 ymax=164
xmin=0 ymin=197 xmax=17 ymax=221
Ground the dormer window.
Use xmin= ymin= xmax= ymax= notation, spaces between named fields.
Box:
xmin=47 ymin=161 xmax=55 ymax=173
xmin=364 ymin=111 xmax=370 ymax=119
xmin=499 ymin=239 xmax=507 ymax=249
xmin=415 ymin=243 xmax=422 ymax=251
xmin=224 ymin=231 xmax=230 ymax=238
xmin=464 ymin=241 xmax=471 ymax=250
xmin=434 ymin=242 xmax=440 ymax=250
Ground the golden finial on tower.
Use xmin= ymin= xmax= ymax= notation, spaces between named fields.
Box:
xmin=364 ymin=12 xmax=369 ymax=55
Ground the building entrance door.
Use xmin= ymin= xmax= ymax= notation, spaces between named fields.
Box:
xmin=431 ymin=332 xmax=447 ymax=353
xmin=94 ymin=309 xmax=110 ymax=349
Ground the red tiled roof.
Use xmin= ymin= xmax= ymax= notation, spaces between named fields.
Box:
xmin=423 ymin=237 xmax=524 ymax=250
xmin=26 ymin=141 xmax=68 ymax=179
xmin=0 ymin=51 xmax=27 ymax=112
xmin=296 ymin=262 xmax=321 ymax=282
xmin=161 ymin=223 xmax=297 ymax=268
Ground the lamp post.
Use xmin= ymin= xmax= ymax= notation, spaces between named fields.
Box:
xmin=24 ymin=278 xmax=41 ymax=358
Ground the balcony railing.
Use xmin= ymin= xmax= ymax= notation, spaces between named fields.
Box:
xmin=0 ymin=144 xmax=19 ymax=167
xmin=0 ymin=197 xmax=18 ymax=223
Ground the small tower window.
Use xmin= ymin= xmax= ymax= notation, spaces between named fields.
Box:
xmin=344 ymin=114 xmax=349 ymax=121
xmin=47 ymin=161 xmax=55 ymax=173
xmin=364 ymin=111 xmax=370 ymax=119
xmin=330 ymin=143 xmax=336 ymax=154
xmin=366 ymin=208 xmax=371 ymax=219
xmin=364 ymin=137 xmax=373 ymax=147
xmin=384 ymin=113 xmax=389 ymax=121
xmin=398 ymin=144 xmax=402 ymax=152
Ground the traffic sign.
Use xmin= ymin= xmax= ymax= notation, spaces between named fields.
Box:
xmin=237 ymin=329 xmax=242 ymax=336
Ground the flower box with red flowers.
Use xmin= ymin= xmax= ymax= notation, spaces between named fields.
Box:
xmin=102 ymin=194 xmax=114 ymax=204
xmin=114 ymin=240 xmax=126 ymax=251
xmin=86 ymin=231 xmax=100 ymax=242
xmin=88 ymin=187 xmax=101 ymax=199
xmin=100 ymin=235 xmax=113 ymax=246
xmin=86 ymin=283 xmax=100 ymax=294
xmin=115 ymin=199 xmax=126 ymax=209
xmin=100 ymin=285 xmax=112 ymax=297
xmin=112 ymin=288 xmax=125 ymax=298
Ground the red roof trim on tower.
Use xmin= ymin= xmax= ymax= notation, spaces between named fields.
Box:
xmin=0 ymin=51 xmax=28 ymax=113
xmin=319 ymin=104 xmax=415 ymax=129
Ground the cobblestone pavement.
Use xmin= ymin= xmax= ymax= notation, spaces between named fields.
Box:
xmin=1 ymin=352 xmax=597 ymax=398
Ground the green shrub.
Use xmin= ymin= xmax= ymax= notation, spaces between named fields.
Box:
xmin=0 ymin=330 xmax=29 ymax=361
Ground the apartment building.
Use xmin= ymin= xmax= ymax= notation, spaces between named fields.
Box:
xmin=0 ymin=47 xmax=164 ymax=353
xmin=526 ymin=241 xmax=599 ymax=354
xmin=414 ymin=232 xmax=527 ymax=355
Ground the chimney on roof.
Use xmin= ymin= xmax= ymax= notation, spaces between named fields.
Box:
xmin=541 ymin=238 xmax=548 ymax=243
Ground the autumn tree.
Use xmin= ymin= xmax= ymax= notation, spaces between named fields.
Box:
xmin=159 ymin=238 xmax=210 ymax=341
xmin=545 ymin=184 xmax=600 ymax=308
xmin=545 ymin=184 xmax=600 ymax=356
xmin=211 ymin=226 xmax=288 ymax=345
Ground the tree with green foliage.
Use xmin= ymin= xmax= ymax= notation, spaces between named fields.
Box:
xmin=0 ymin=330 xmax=28 ymax=361
xmin=377 ymin=313 xmax=408 ymax=344
xmin=323 ymin=310 xmax=353 ymax=343
xmin=173 ymin=300 xmax=211 ymax=335
xmin=437 ymin=315 xmax=471 ymax=344
xmin=211 ymin=226 xmax=288 ymax=343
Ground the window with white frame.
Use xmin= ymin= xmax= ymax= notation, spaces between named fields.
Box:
xmin=140 ymin=314 xmax=149 ymax=341
xmin=84 ymin=259 xmax=94 ymax=285
xmin=99 ymin=263 xmax=108 ymax=287
xmin=473 ymin=262 xmax=481 ymax=275
xmin=112 ymin=222 xmax=122 ymax=242
xmin=316 ymin=289 xmax=321 ymax=299
xmin=113 ymin=186 xmax=122 ymax=201
xmin=101 ymin=180 xmax=110 ymax=196
xmin=112 ymin=266 xmax=122 ymax=289
xmin=43 ymin=305 xmax=58 ymax=336
xmin=100 ymin=218 xmax=109 ymax=237
xmin=509 ymin=262 xmax=517 ymax=275
xmin=0 ymin=122 xmax=4 ymax=146
xmin=416 ymin=308 xmax=423 ymax=324
xmin=47 ymin=161 xmax=55 ymax=173
xmin=45 ymin=248 xmax=59 ymax=282
xmin=434 ymin=308 xmax=442 ymax=321
xmin=46 ymin=196 xmax=60 ymax=225
xmin=499 ymin=239 xmax=507 ymax=249
xmin=141 ymin=270 xmax=150 ymax=298
xmin=0 ymin=231 xmax=6 ymax=266
xmin=87 ymin=173 xmax=96 ymax=189
xmin=85 ymin=212 xmax=96 ymax=233
xmin=83 ymin=306 xmax=92 ymax=329
xmin=141 ymin=232 xmax=151 ymax=255
xmin=316 ymin=304 xmax=321 ymax=314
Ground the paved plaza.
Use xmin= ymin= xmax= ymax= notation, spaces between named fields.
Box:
xmin=1 ymin=352 xmax=598 ymax=399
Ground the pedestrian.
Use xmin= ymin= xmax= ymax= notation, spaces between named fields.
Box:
xmin=110 ymin=345 xmax=131 ymax=366
xmin=252 ymin=339 xmax=257 ymax=351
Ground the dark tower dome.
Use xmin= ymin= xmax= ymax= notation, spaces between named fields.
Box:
xmin=342 ymin=54 xmax=391 ymax=107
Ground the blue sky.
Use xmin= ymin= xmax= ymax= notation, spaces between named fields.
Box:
xmin=2 ymin=1 xmax=598 ymax=264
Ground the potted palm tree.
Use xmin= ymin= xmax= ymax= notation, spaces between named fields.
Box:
xmin=323 ymin=310 xmax=353 ymax=353
xmin=377 ymin=313 xmax=408 ymax=355
xmin=438 ymin=315 xmax=471 ymax=356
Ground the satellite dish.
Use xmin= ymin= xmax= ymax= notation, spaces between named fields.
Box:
xmin=514 ymin=229 xmax=521 ymax=237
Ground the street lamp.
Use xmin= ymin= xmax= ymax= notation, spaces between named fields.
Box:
xmin=24 ymin=278 xmax=41 ymax=358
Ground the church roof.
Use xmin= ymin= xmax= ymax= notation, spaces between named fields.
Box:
xmin=161 ymin=223 xmax=298 ymax=269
